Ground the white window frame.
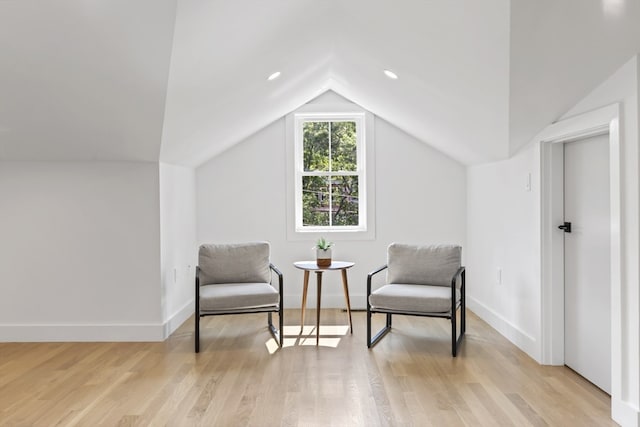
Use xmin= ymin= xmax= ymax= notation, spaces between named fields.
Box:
xmin=285 ymin=103 xmax=375 ymax=241
xmin=294 ymin=113 xmax=366 ymax=233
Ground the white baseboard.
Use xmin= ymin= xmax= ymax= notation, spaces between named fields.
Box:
xmin=0 ymin=301 xmax=195 ymax=342
xmin=467 ymin=295 xmax=541 ymax=362
xmin=162 ymin=299 xmax=194 ymax=339
xmin=0 ymin=322 xmax=165 ymax=342
xmin=613 ymin=398 xmax=640 ymax=427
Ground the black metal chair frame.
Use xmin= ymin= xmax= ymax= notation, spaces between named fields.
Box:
xmin=195 ymin=263 xmax=284 ymax=353
xmin=366 ymin=265 xmax=466 ymax=356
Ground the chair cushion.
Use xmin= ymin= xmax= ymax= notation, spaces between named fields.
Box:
xmin=369 ymin=284 xmax=459 ymax=314
xmin=199 ymin=242 xmax=271 ymax=285
xmin=199 ymin=283 xmax=279 ymax=312
xmin=387 ymin=243 xmax=461 ymax=287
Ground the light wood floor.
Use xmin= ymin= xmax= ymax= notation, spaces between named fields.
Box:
xmin=0 ymin=310 xmax=614 ymax=426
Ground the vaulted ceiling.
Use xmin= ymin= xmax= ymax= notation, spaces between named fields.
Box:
xmin=1 ymin=0 xmax=639 ymax=166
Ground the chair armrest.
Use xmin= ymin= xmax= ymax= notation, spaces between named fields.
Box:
xmin=450 ymin=266 xmax=465 ymax=308
xmin=269 ymin=263 xmax=284 ymax=295
xmin=367 ymin=264 xmax=388 ymax=296
xmin=450 ymin=266 xmax=465 ymax=289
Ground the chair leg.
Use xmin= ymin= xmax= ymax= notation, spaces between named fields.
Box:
xmin=195 ymin=273 xmax=200 ymax=354
xmin=279 ymin=308 xmax=284 ymax=347
xmin=195 ymin=314 xmax=200 ymax=353
xmin=453 ymin=271 xmax=467 ymax=357
xmin=368 ymin=311 xmax=392 ymax=348
xmin=452 ymin=306 xmax=466 ymax=357
xmin=367 ymin=307 xmax=372 ymax=347
xmin=461 ymin=274 xmax=466 ymax=335
xmin=452 ymin=309 xmax=457 ymax=357
xmin=268 ymin=312 xmax=282 ymax=348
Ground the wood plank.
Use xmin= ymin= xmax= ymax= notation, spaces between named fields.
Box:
xmin=0 ymin=311 xmax=617 ymax=426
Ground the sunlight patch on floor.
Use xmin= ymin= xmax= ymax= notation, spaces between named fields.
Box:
xmin=299 ymin=337 xmax=341 ymax=347
xmin=265 ymin=338 xmax=279 ymax=354
xmin=283 ymin=325 xmax=350 ymax=336
xmin=266 ymin=324 xmax=350 ymax=352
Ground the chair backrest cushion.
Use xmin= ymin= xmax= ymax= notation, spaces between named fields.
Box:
xmin=199 ymin=242 xmax=271 ymax=285
xmin=387 ymin=243 xmax=461 ymax=287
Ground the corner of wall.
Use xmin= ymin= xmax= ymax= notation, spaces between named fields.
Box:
xmin=159 ymin=162 xmax=198 ymax=331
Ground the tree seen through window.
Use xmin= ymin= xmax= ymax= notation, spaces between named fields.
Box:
xmin=301 ymin=121 xmax=359 ymax=227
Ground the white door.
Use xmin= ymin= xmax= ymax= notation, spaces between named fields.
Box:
xmin=563 ymin=134 xmax=611 ymax=394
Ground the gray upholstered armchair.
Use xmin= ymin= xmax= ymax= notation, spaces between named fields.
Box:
xmin=195 ymin=242 xmax=283 ymax=353
xmin=367 ymin=243 xmax=466 ymax=356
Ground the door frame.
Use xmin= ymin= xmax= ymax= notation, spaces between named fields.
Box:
xmin=539 ymin=103 xmax=621 ymax=387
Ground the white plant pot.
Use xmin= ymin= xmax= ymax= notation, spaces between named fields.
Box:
xmin=316 ymin=247 xmax=332 ymax=267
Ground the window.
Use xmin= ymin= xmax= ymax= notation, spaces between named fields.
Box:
xmin=294 ymin=113 xmax=366 ymax=232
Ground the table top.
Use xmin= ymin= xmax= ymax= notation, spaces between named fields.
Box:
xmin=293 ymin=261 xmax=355 ymax=271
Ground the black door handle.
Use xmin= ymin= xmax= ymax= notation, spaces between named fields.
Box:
xmin=558 ymin=222 xmax=572 ymax=233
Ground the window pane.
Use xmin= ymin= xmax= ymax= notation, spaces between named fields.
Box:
xmin=302 ymin=176 xmax=330 ymax=226
xmin=303 ymin=122 xmax=329 ymax=171
xmin=331 ymin=176 xmax=359 ymax=226
xmin=330 ymin=121 xmax=357 ymax=172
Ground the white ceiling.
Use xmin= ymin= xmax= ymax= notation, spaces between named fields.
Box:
xmin=162 ymin=0 xmax=511 ymax=166
xmin=0 ymin=0 xmax=177 ymax=162
xmin=0 ymin=0 xmax=638 ymax=166
xmin=509 ymin=0 xmax=640 ymax=155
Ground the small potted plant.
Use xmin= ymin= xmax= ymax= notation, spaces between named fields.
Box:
xmin=315 ymin=237 xmax=333 ymax=267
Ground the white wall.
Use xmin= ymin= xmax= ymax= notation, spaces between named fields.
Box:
xmin=467 ymin=55 xmax=640 ymax=426
xmin=159 ymin=162 xmax=198 ymax=337
xmin=196 ymin=97 xmax=466 ymax=309
xmin=467 ymin=144 xmax=541 ymax=358
xmin=0 ymin=161 xmax=163 ymax=341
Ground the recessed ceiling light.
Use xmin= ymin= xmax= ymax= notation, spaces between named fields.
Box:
xmin=267 ymin=71 xmax=281 ymax=81
xmin=383 ymin=69 xmax=398 ymax=80
xmin=602 ymin=0 xmax=624 ymax=16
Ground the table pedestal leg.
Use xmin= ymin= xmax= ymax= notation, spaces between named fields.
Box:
xmin=341 ymin=269 xmax=353 ymax=334
xmin=316 ymin=271 xmax=323 ymax=345
xmin=300 ymin=270 xmax=309 ymax=334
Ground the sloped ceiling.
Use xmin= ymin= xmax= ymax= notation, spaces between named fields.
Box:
xmin=161 ymin=0 xmax=511 ymax=166
xmin=509 ymin=0 xmax=640 ymax=155
xmin=0 ymin=1 xmax=639 ymax=166
xmin=0 ymin=0 xmax=177 ymax=162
